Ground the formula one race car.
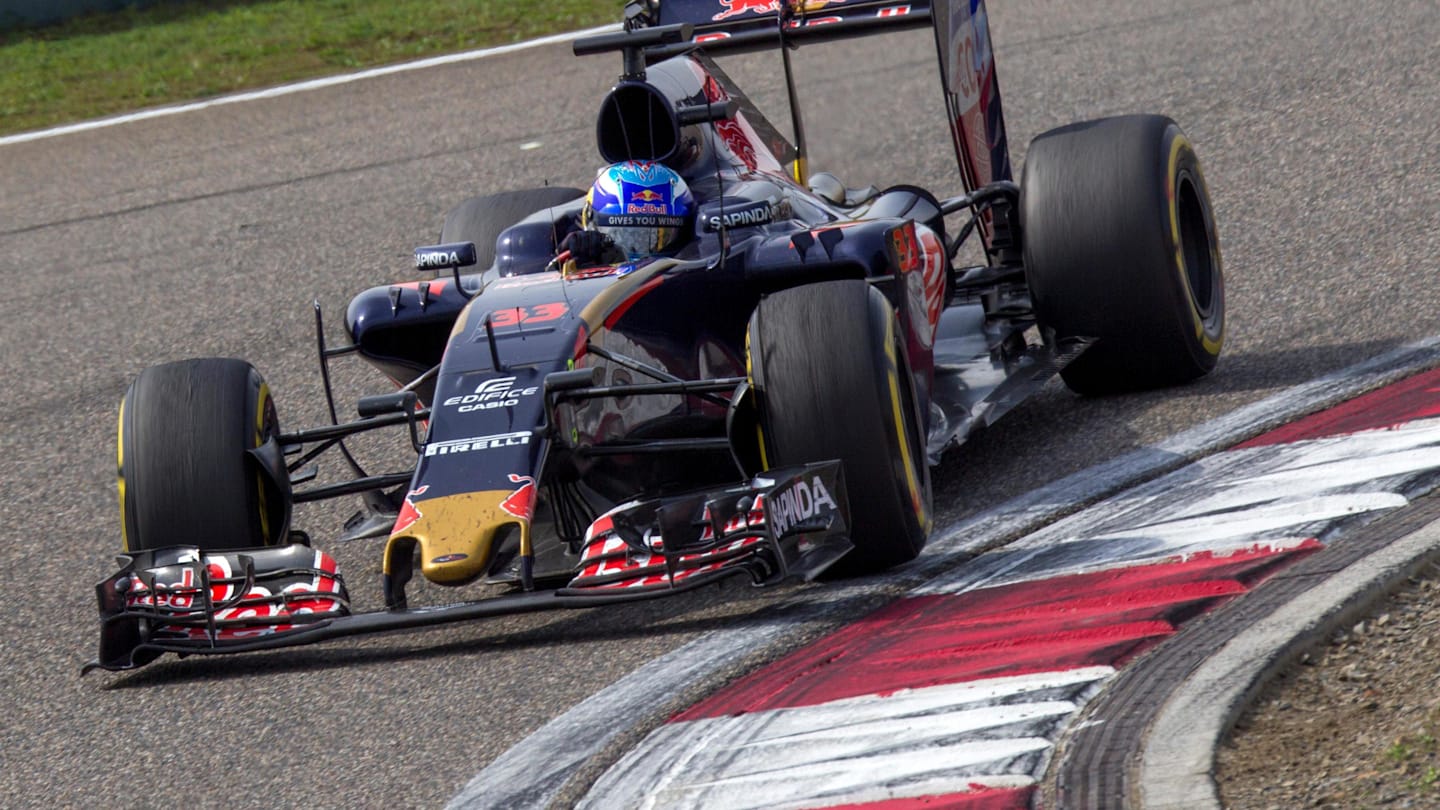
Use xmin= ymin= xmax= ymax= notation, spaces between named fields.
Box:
xmin=87 ymin=0 xmax=1224 ymax=672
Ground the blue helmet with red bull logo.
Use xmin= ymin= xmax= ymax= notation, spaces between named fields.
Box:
xmin=583 ymin=161 xmax=695 ymax=260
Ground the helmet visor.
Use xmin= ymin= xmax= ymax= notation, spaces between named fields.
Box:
xmin=592 ymin=212 xmax=686 ymax=260
xmin=600 ymin=225 xmax=680 ymax=260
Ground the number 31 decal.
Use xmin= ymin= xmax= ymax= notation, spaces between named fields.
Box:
xmin=490 ymin=303 xmax=568 ymax=328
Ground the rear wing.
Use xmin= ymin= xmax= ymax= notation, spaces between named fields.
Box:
xmin=652 ymin=0 xmax=933 ymax=54
xmin=636 ymin=0 xmax=1012 ymax=199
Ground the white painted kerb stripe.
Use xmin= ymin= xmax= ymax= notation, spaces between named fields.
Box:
xmin=0 ymin=23 xmax=621 ymax=147
xmin=581 ymin=668 xmax=1114 ymax=810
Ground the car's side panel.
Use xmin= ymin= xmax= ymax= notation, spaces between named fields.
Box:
xmin=345 ymin=278 xmax=472 ymax=404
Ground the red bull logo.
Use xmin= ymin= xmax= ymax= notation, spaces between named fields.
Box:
xmin=713 ymin=0 xmax=778 ymax=20
xmin=713 ymin=0 xmax=836 ymax=21
xmin=499 ymin=474 xmax=536 ymax=521
xmin=625 ymin=184 xmax=670 ymax=214
xmin=392 ymin=485 xmax=429 ymax=535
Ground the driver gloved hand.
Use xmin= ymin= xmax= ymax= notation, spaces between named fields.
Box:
xmin=558 ymin=230 xmax=615 ymax=268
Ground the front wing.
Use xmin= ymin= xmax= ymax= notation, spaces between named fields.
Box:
xmin=85 ymin=462 xmax=850 ymax=673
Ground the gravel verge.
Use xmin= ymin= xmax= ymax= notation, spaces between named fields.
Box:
xmin=1218 ymin=564 xmax=1440 ymax=808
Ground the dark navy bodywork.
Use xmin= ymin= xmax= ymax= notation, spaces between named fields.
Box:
xmin=339 ymin=48 xmax=1055 ymax=589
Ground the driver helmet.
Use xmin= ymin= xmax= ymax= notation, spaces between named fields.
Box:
xmin=583 ymin=161 xmax=694 ymax=261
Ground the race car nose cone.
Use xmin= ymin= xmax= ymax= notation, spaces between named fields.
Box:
xmin=384 ymin=490 xmax=529 ymax=586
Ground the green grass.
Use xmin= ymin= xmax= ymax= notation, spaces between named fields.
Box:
xmin=1384 ymin=722 xmax=1440 ymax=795
xmin=0 ymin=0 xmax=620 ymax=136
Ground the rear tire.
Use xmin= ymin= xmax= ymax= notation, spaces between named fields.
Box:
xmin=441 ymin=187 xmax=585 ymax=270
xmin=1021 ymin=114 xmax=1224 ymax=395
xmin=747 ymin=280 xmax=931 ymax=576
xmin=118 ymin=358 xmax=287 ymax=552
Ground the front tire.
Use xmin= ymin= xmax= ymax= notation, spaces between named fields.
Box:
xmin=118 ymin=358 xmax=288 ymax=552
xmin=747 ymin=281 xmax=932 ymax=576
xmin=1021 ymin=114 xmax=1224 ymax=395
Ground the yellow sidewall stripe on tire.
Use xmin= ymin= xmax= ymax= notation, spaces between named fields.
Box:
xmin=1168 ymin=133 xmax=1224 ymax=358
xmin=256 ymin=382 xmax=271 ymax=543
xmin=745 ymin=329 xmax=770 ymax=471
xmin=117 ymin=396 xmax=129 ymax=552
xmin=883 ymin=318 xmax=928 ymax=531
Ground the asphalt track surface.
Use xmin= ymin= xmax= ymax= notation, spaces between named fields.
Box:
xmin=2 ymin=1 xmax=1436 ymax=806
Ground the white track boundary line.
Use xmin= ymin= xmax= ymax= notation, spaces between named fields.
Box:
xmin=0 ymin=23 xmax=621 ymax=148
xmin=447 ymin=338 xmax=1440 ymax=809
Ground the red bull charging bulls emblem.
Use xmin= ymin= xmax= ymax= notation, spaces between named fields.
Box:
xmin=625 ymin=184 xmax=671 ymax=215
xmin=392 ymin=485 xmax=429 ymax=534
xmin=712 ymin=0 xmax=838 ymax=21
xmin=499 ymin=474 xmax=536 ymax=521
